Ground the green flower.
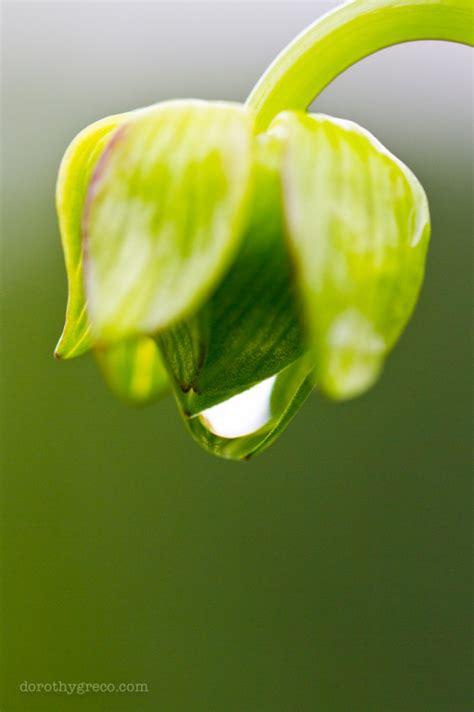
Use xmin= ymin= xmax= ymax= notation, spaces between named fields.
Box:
xmin=55 ymin=0 xmax=473 ymax=459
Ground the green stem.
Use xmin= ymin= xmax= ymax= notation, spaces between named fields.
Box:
xmin=247 ymin=0 xmax=473 ymax=131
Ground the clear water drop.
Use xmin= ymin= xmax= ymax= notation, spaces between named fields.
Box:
xmin=198 ymin=374 xmax=277 ymax=439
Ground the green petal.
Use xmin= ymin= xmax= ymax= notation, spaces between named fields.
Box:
xmin=55 ymin=108 xmax=170 ymax=404
xmin=157 ymin=311 xmax=210 ymax=402
xmin=271 ymin=111 xmax=430 ymax=399
xmin=158 ymin=131 xmax=304 ymax=414
xmin=55 ymin=112 xmax=128 ymax=359
xmin=95 ymin=337 xmax=169 ymax=405
xmin=84 ymin=100 xmax=254 ymax=343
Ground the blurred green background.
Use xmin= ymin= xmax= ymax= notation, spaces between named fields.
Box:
xmin=1 ymin=3 xmax=472 ymax=711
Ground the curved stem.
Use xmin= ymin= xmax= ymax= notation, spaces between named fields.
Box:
xmin=247 ymin=0 xmax=473 ymax=131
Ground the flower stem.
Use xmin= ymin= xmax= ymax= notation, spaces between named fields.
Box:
xmin=247 ymin=0 xmax=473 ymax=131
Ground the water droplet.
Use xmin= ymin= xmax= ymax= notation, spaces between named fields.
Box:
xmin=198 ymin=375 xmax=277 ymax=439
